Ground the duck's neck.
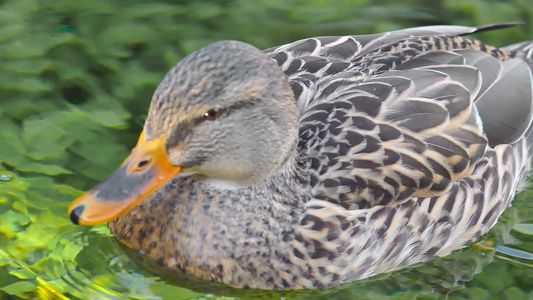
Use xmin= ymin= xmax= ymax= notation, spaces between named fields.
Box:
xmin=109 ymin=149 xmax=309 ymax=288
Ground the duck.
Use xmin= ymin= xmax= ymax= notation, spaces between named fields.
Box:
xmin=68 ymin=23 xmax=533 ymax=290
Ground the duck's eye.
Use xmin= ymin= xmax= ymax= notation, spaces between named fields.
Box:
xmin=203 ymin=108 xmax=222 ymax=120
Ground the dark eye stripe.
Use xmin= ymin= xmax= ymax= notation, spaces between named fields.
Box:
xmin=167 ymin=98 xmax=262 ymax=148
xmin=224 ymin=98 xmax=261 ymax=115
xmin=202 ymin=98 xmax=261 ymax=120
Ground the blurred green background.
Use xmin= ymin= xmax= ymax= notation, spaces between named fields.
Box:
xmin=0 ymin=0 xmax=532 ymax=299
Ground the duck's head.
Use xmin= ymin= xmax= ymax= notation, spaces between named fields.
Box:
xmin=69 ymin=41 xmax=299 ymax=225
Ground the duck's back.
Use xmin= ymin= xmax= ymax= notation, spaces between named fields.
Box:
xmin=264 ymin=24 xmax=533 ymax=287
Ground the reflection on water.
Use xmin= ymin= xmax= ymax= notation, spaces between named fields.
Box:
xmin=1 ymin=169 xmax=533 ymax=299
xmin=0 ymin=174 xmax=14 ymax=182
xmin=54 ymin=227 xmax=163 ymax=299
xmin=1 ymin=225 xmax=202 ymax=299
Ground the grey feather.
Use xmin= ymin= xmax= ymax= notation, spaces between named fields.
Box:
xmin=476 ymin=59 xmax=533 ymax=146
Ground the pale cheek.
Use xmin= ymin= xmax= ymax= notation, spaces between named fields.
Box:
xmin=204 ymin=158 xmax=254 ymax=180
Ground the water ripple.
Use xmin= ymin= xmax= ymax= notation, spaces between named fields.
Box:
xmin=45 ymin=226 xmax=202 ymax=299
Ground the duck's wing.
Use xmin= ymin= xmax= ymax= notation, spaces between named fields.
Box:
xmin=296 ymin=37 xmax=533 ymax=210
xmin=265 ymin=24 xmax=517 ymax=113
xmin=264 ymin=23 xmax=518 ymax=62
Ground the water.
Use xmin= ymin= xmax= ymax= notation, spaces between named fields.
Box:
xmin=0 ymin=213 xmax=200 ymax=299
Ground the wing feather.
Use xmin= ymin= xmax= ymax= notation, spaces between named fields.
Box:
xmin=268 ymin=25 xmax=533 ymax=209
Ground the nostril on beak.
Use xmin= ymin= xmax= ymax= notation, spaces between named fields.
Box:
xmin=70 ymin=205 xmax=85 ymax=225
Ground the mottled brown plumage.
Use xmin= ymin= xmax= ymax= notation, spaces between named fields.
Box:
xmin=105 ymin=24 xmax=533 ymax=290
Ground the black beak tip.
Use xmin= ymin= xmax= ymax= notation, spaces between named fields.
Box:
xmin=70 ymin=205 xmax=85 ymax=225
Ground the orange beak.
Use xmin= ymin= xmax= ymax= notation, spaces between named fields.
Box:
xmin=68 ymin=130 xmax=182 ymax=225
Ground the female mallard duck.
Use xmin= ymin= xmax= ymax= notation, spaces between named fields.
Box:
xmin=69 ymin=24 xmax=533 ymax=290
